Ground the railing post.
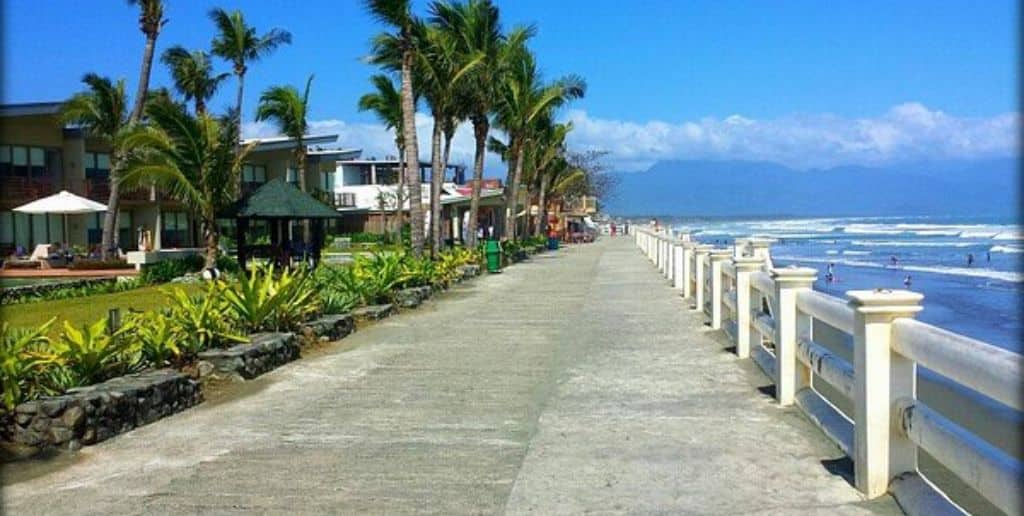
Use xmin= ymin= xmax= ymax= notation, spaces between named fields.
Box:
xmin=692 ymin=245 xmax=712 ymax=311
xmin=747 ymin=237 xmax=776 ymax=266
xmin=847 ymin=289 xmax=924 ymax=498
xmin=673 ymin=240 xmax=685 ymax=291
xmin=771 ymin=267 xmax=818 ymax=406
xmin=732 ymin=256 xmax=764 ymax=358
xmin=681 ymin=242 xmax=695 ymax=299
xmin=708 ymin=250 xmax=732 ymax=329
xmin=669 ymin=235 xmax=678 ymax=281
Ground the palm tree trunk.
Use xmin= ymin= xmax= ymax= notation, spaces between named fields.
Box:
xmin=391 ymin=143 xmax=404 ymax=242
xmin=400 ymin=47 xmax=424 ymax=256
xmin=537 ymin=174 xmax=548 ymax=238
xmin=130 ymin=35 xmax=157 ymax=122
xmin=504 ymin=142 xmax=523 ymax=241
xmin=429 ymin=118 xmax=444 ymax=257
xmin=441 ymin=129 xmax=453 ymax=245
xmin=297 ymin=148 xmax=310 ymax=242
xmin=233 ymin=71 xmax=246 ymax=191
xmin=101 ymin=160 xmax=121 ymax=260
xmin=467 ymin=117 xmax=487 ymax=247
xmin=203 ymin=216 xmax=219 ymax=270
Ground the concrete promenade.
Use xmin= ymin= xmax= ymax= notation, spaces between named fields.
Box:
xmin=1 ymin=238 xmax=899 ymax=514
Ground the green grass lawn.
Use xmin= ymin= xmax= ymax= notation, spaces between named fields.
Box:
xmin=1 ymin=283 xmax=204 ymax=336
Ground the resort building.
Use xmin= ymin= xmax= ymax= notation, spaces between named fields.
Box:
xmin=332 ymin=158 xmax=507 ymax=242
xmin=0 ymin=101 xmax=357 ymax=254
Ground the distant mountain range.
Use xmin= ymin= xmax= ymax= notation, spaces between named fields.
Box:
xmin=604 ymin=158 xmax=1020 ymax=217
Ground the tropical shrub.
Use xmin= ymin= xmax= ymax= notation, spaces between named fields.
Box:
xmin=1 ymin=319 xmax=55 ymax=410
xmin=319 ymin=289 xmax=360 ymax=315
xmin=123 ymin=310 xmax=181 ymax=367
xmin=219 ymin=263 xmax=319 ymax=332
xmin=164 ymin=285 xmax=246 ymax=352
xmin=37 ymin=318 xmax=141 ymax=389
xmin=140 ymin=255 xmax=205 ymax=284
xmin=400 ymin=255 xmax=435 ymax=288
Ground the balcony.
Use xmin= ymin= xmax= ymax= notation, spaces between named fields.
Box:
xmin=1 ymin=176 xmax=57 ymax=202
xmin=84 ymin=177 xmax=152 ymax=202
xmin=312 ymin=189 xmax=356 ymax=209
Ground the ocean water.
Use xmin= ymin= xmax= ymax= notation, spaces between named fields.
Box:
xmin=670 ymin=215 xmax=1022 ymax=352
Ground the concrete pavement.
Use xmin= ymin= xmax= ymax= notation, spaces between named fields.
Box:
xmin=1 ymin=238 xmax=900 ymax=514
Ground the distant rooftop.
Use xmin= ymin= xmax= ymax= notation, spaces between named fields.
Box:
xmin=241 ymin=134 xmax=339 ymax=152
xmin=0 ymin=102 xmax=64 ymax=117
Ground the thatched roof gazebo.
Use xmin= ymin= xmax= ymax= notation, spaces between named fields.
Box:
xmin=227 ymin=178 xmax=341 ymax=269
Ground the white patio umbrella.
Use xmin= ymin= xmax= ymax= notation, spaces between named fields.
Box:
xmin=13 ymin=190 xmax=107 ymax=246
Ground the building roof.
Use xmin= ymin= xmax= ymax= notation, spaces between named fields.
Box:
xmin=0 ymin=102 xmax=64 ymax=118
xmin=230 ymin=178 xmax=340 ymax=219
xmin=241 ymin=134 xmax=339 ymax=152
xmin=308 ymin=147 xmax=362 ymax=160
xmin=338 ymin=158 xmax=458 ymax=169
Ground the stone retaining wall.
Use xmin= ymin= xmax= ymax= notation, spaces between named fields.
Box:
xmin=197 ymin=333 xmax=299 ymax=380
xmin=300 ymin=314 xmax=355 ymax=343
xmin=8 ymin=369 xmax=202 ymax=450
xmin=0 ymin=277 xmax=117 ymax=304
xmin=353 ymin=304 xmax=395 ymax=322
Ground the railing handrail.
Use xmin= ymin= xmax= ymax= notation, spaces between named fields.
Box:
xmin=795 ymin=289 xmax=855 ymax=335
xmin=892 ymin=318 xmax=1023 ymax=411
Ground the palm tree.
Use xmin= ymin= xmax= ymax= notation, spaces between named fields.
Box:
xmin=431 ymin=0 xmax=502 ymax=247
xmin=61 ymin=74 xmax=132 ymax=260
xmin=492 ymin=41 xmax=585 ymax=241
xmin=365 ymin=0 xmax=426 ymax=256
xmin=120 ymin=97 xmax=251 ymax=269
xmin=209 ymin=8 xmax=292 ymax=142
xmin=416 ymin=21 xmax=482 ymax=254
xmin=358 ymin=74 xmax=407 ymax=242
xmin=527 ymin=121 xmax=572 ymax=238
xmin=255 ymin=76 xmax=314 ymax=239
xmin=127 ymin=0 xmax=166 ymax=122
xmin=161 ymin=46 xmax=230 ymax=115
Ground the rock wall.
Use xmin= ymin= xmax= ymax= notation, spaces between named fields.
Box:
xmin=197 ymin=332 xmax=299 ymax=380
xmin=9 ymin=369 xmax=202 ymax=450
xmin=300 ymin=314 xmax=355 ymax=343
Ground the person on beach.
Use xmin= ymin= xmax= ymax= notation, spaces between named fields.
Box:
xmin=967 ymin=253 xmax=975 ymax=267
xmin=986 ymin=251 xmax=991 ymax=263
xmin=611 ymin=223 xmax=617 ymax=236
xmin=904 ymin=275 xmax=912 ymax=288
xmin=890 ymin=255 xmax=898 ymax=267
xmin=825 ymin=263 xmax=835 ymax=283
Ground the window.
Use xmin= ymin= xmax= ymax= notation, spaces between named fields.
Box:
xmin=11 ymin=146 xmax=28 ymax=177
xmin=320 ymin=171 xmax=334 ymax=191
xmin=1 ymin=145 xmax=54 ymax=177
xmin=85 ymin=152 xmax=111 ymax=179
xmin=29 ymin=148 xmax=45 ymax=176
xmin=161 ymin=211 xmax=189 ymax=248
xmin=0 ymin=146 xmax=10 ymax=176
xmin=242 ymin=164 xmax=267 ymax=183
xmin=286 ymin=167 xmax=298 ymax=185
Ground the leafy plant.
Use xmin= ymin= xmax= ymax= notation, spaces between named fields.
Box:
xmin=219 ymin=263 xmax=319 ymax=332
xmin=0 ymin=319 xmax=55 ymax=410
xmin=164 ymin=285 xmax=246 ymax=352
xmin=140 ymin=255 xmax=206 ymax=284
xmin=41 ymin=318 xmax=141 ymax=388
xmin=318 ymin=289 xmax=359 ymax=315
xmin=123 ymin=310 xmax=180 ymax=366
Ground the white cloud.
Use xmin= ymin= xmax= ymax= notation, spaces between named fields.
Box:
xmin=564 ymin=102 xmax=1020 ymax=171
xmin=244 ymin=102 xmax=1020 ymax=173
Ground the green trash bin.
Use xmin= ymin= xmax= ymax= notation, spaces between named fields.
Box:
xmin=485 ymin=239 xmax=502 ymax=273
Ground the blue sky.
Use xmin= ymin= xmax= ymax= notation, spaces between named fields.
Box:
xmin=2 ymin=0 xmax=1018 ymax=171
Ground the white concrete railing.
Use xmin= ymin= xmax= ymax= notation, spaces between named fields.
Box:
xmin=633 ymin=225 xmax=1023 ymax=515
